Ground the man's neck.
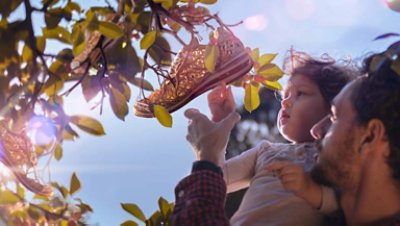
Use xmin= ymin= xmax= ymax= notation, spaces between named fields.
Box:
xmin=343 ymin=158 xmax=400 ymax=225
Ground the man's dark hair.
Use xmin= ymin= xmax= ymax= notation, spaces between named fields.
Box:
xmin=284 ymin=50 xmax=357 ymax=104
xmin=353 ymin=46 xmax=400 ymax=181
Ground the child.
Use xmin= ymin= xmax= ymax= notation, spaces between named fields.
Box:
xmin=207 ymin=51 xmax=357 ymax=225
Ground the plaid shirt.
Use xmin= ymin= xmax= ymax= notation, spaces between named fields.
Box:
xmin=171 ymin=169 xmax=229 ymax=226
xmin=171 ymin=162 xmax=400 ymax=226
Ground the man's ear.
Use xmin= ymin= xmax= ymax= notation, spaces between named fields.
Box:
xmin=360 ymin=119 xmax=388 ymax=156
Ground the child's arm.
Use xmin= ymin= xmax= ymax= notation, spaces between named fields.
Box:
xmin=267 ymin=161 xmax=339 ymax=214
xmin=223 ymin=145 xmax=259 ymax=193
xmin=266 ymin=161 xmax=323 ymax=208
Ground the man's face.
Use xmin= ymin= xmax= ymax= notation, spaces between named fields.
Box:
xmin=310 ymin=80 xmax=364 ymax=189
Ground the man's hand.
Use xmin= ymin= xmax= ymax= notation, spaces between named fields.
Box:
xmin=267 ymin=161 xmax=323 ymax=209
xmin=184 ymin=108 xmax=240 ymax=167
xmin=208 ymin=84 xmax=236 ymax=122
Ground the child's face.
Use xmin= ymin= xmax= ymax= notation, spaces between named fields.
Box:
xmin=277 ymin=74 xmax=329 ymax=143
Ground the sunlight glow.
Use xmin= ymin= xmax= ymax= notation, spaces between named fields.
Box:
xmin=244 ymin=15 xmax=268 ymax=31
xmin=27 ymin=115 xmax=57 ymax=146
xmin=0 ymin=164 xmax=11 ymax=178
xmin=284 ymin=0 xmax=315 ymax=20
xmin=385 ymin=0 xmax=400 ymax=12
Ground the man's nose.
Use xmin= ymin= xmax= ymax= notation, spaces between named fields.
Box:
xmin=311 ymin=116 xmax=330 ymax=140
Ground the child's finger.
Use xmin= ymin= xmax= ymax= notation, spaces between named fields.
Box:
xmin=266 ymin=160 xmax=293 ymax=171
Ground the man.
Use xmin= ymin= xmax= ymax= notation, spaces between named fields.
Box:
xmin=171 ymin=48 xmax=400 ymax=226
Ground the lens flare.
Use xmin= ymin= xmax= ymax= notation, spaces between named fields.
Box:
xmin=385 ymin=0 xmax=400 ymax=12
xmin=244 ymin=15 xmax=268 ymax=31
xmin=27 ymin=116 xmax=57 ymax=146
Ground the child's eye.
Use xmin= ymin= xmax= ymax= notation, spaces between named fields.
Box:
xmin=296 ymin=91 xmax=306 ymax=97
xmin=329 ymin=114 xmax=337 ymax=122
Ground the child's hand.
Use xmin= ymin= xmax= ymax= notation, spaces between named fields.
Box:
xmin=266 ymin=161 xmax=322 ymax=209
xmin=207 ymin=83 xmax=236 ymax=122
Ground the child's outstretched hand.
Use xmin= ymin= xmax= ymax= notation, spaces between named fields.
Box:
xmin=208 ymin=83 xmax=236 ymax=122
xmin=266 ymin=161 xmax=322 ymax=209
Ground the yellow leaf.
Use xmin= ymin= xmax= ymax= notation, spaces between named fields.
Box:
xmin=258 ymin=53 xmax=277 ymax=67
xmin=70 ymin=172 xmax=81 ymax=195
xmin=44 ymin=80 xmax=63 ymax=97
xmin=154 ymin=0 xmax=173 ymax=9
xmin=251 ymin=48 xmax=259 ymax=62
xmin=153 ymin=105 xmax=173 ymax=128
xmin=140 ymin=31 xmax=157 ymax=49
xmin=98 ymin=21 xmax=124 ymax=38
xmin=205 ymin=44 xmax=217 ymax=72
xmin=69 ymin=115 xmax=106 ymax=136
xmin=200 ymin=0 xmax=217 ymax=4
xmin=262 ymin=80 xmax=283 ymax=91
xmin=121 ymin=220 xmax=139 ymax=226
xmin=244 ymin=83 xmax=260 ymax=112
xmin=121 ymin=203 xmax=146 ymax=222
xmin=110 ymin=88 xmax=129 ymax=121
xmin=54 ymin=143 xmax=63 ymax=161
xmin=0 ymin=190 xmax=20 ymax=204
xmin=258 ymin=64 xmax=284 ymax=81
xmin=17 ymin=185 xmax=25 ymax=198
xmin=391 ymin=59 xmax=400 ymax=76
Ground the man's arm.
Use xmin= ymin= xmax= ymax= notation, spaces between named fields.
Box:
xmin=171 ymin=161 xmax=230 ymax=226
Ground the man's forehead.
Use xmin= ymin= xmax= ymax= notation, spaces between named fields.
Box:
xmin=331 ymin=79 xmax=359 ymax=110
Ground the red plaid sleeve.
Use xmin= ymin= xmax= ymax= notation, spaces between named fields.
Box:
xmin=171 ymin=170 xmax=229 ymax=226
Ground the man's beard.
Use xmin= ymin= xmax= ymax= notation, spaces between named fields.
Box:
xmin=310 ymin=141 xmax=334 ymax=186
xmin=310 ymin=163 xmax=334 ymax=187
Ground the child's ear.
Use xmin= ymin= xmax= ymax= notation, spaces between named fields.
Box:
xmin=360 ymin=119 xmax=388 ymax=156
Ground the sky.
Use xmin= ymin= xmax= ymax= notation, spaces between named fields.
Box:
xmin=9 ymin=0 xmax=400 ymax=225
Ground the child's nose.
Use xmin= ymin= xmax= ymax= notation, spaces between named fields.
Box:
xmin=281 ymin=94 xmax=292 ymax=109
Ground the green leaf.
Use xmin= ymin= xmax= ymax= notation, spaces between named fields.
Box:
xmin=200 ymin=0 xmax=217 ymax=4
xmin=70 ymin=172 xmax=81 ymax=195
xmin=0 ymin=190 xmax=20 ymax=204
xmin=42 ymin=26 xmax=71 ymax=44
xmin=70 ymin=115 xmax=105 ymax=136
xmin=148 ymin=211 xmax=162 ymax=225
xmin=121 ymin=203 xmax=146 ymax=222
xmin=51 ymin=182 xmax=69 ymax=199
xmin=158 ymin=197 xmax=171 ymax=218
xmin=129 ymin=77 xmax=154 ymax=91
xmin=244 ymin=83 xmax=260 ymax=112
xmin=121 ymin=220 xmax=139 ymax=226
xmin=140 ymin=31 xmax=157 ymax=49
xmin=81 ymin=76 xmax=102 ymax=102
xmin=109 ymin=88 xmax=129 ymax=121
xmin=154 ymin=105 xmax=173 ymax=128
xmin=98 ymin=21 xmax=124 ymax=38
xmin=205 ymin=44 xmax=218 ymax=72
xmin=258 ymin=64 xmax=284 ymax=81
xmin=54 ymin=143 xmax=63 ymax=161
xmin=45 ymin=8 xmax=63 ymax=29
xmin=258 ymin=53 xmax=277 ymax=67
xmin=262 ymin=80 xmax=282 ymax=91
xmin=78 ymin=202 xmax=94 ymax=214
